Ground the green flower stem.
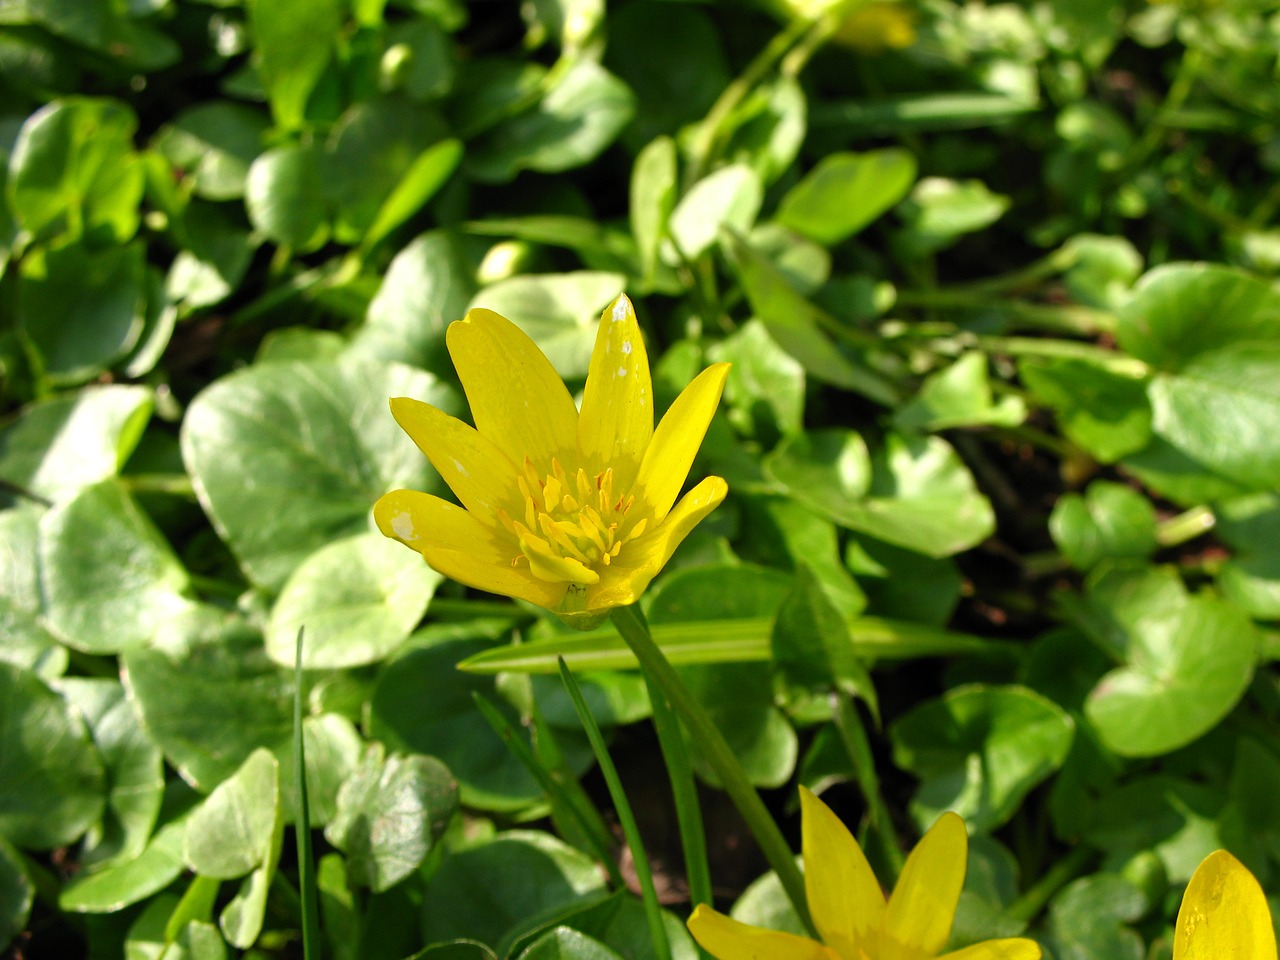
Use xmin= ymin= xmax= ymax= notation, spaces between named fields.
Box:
xmin=1156 ymin=505 xmax=1215 ymax=547
xmin=975 ymin=336 xmax=1150 ymax=375
xmin=558 ymin=658 xmax=671 ymax=960
xmin=1005 ymin=845 xmax=1096 ymax=924
xmin=643 ymin=667 xmax=714 ymax=911
xmin=610 ymin=605 xmax=816 ymax=936
xmin=830 ymin=693 xmax=903 ymax=880
xmin=686 ymin=14 xmax=815 ymax=186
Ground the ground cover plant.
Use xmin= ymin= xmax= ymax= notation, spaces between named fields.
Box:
xmin=1 ymin=0 xmax=1280 ymax=957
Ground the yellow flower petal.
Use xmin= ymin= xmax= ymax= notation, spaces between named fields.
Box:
xmin=578 ymin=293 xmax=653 ymax=490
xmin=584 ymin=476 xmax=727 ymax=611
xmin=687 ymin=904 xmax=837 ymax=960
xmin=374 ymin=489 xmax=566 ymax=608
xmin=633 ymin=362 xmax=730 ymax=524
xmin=940 ymin=938 xmax=1042 ymax=960
xmin=884 ymin=812 xmax=967 ymax=960
xmin=446 ymin=308 xmax=579 ymax=470
xmin=799 ymin=786 xmax=886 ymax=960
xmin=1174 ymin=851 xmax=1277 ymax=960
xmin=389 ymin=397 xmax=520 ymax=523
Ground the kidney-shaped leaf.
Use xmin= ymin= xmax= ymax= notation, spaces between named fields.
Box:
xmin=182 ymin=358 xmax=458 ymax=592
xmin=890 ymin=684 xmax=1074 ymax=832
xmin=266 ymin=533 xmax=439 ymax=669
xmin=775 ymin=149 xmax=917 ymax=246
xmin=1084 ymin=591 xmax=1258 ymax=758
xmin=0 ymin=663 xmax=105 ymax=850
xmin=325 ymin=743 xmax=458 ymax=892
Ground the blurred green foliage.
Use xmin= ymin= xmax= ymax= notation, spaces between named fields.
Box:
xmin=2 ymin=0 xmax=1280 ymax=957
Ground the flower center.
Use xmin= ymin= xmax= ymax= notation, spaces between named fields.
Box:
xmin=499 ymin=458 xmax=648 ymax=586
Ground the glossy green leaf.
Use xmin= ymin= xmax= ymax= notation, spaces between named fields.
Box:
xmin=370 ymin=638 xmax=543 ymax=811
xmin=469 ymin=272 xmax=625 ymax=379
xmin=669 ymin=165 xmax=762 ymax=260
xmin=0 ymin=662 xmax=105 ymax=849
xmin=184 ymin=749 xmax=280 ymax=880
xmin=352 ymin=229 xmax=478 ymax=372
xmin=775 ymin=149 xmax=917 ymax=245
xmin=59 ymin=818 xmax=188 ymax=913
xmin=1215 ymin=493 xmax=1280 ymax=618
xmin=182 ymin=358 xmax=457 ymax=592
xmin=1117 ymin=264 xmax=1280 ymax=489
xmin=629 ymin=136 xmax=677 ymax=282
xmin=770 ymin=431 xmax=994 ymax=558
xmin=1019 ymin=357 xmax=1152 ymax=463
xmin=122 ymin=611 xmax=325 ymax=793
xmin=266 ymin=533 xmax=439 ymax=669
xmin=0 ymin=836 xmax=32 ymax=951
xmin=151 ymin=101 xmax=268 ymax=201
xmin=895 ymin=352 xmax=1026 ymax=431
xmin=772 ymin=564 xmax=875 ymax=711
xmin=60 ymin=678 xmax=165 ymax=869
xmin=18 ymin=240 xmax=146 ymax=384
xmin=361 ymin=138 xmax=463 ymax=254
xmin=0 ymin=384 xmax=151 ymax=506
xmin=8 ymin=97 xmax=144 ymax=244
xmin=1049 ymin=480 xmax=1157 ymax=571
xmin=1082 ymin=565 xmax=1259 ymax=757
xmin=725 ymin=232 xmax=900 ymax=404
xmin=1046 ymin=875 xmax=1145 ymax=960
xmin=245 ymin=144 xmax=328 ymax=251
xmin=893 ymin=177 xmax=1010 ymax=255
xmin=517 ymin=927 xmax=626 ymax=960
xmin=325 ymin=99 xmax=451 ymax=243
xmin=40 ymin=480 xmax=194 ymax=653
xmin=469 ymin=60 xmax=634 ymax=182
xmin=247 ymin=0 xmax=341 ymax=129
xmin=707 ymin=319 xmax=805 ymax=441
xmin=324 ymin=744 xmax=457 ymax=892
xmin=890 ymin=684 xmax=1074 ymax=832
xmin=419 ymin=831 xmax=606 ymax=952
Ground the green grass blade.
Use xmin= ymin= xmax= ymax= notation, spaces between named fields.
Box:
xmin=458 ymin=616 xmax=1006 ymax=675
xmin=294 ymin=627 xmax=321 ymax=960
xmin=610 ymin=605 xmax=816 ymax=937
xmin=471 ymin=692 xmax=624 ymax=887
xmin=557 ymin=657 xmax=671 ymax=960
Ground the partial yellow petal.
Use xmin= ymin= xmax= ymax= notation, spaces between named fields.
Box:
xmin=884 ymin=812 xmax=967 ymax=960
xmin=633 ymin=363 xmax=730 ymax=524
xmin=941 ymin=938 xmax=1042 ymax=960
xmin=799 ymin=785 xmax=886 ymax=960
xmin=389 ymin=397 xmax=520 ymax=523
xmin=446 ymin=308 xmax=579 ymax=470
xmin=374 ymin=490 xmax=566 ymax=609
xmin=584 ymin=476 xmax=727 ymax=611
xmin=578 ymin=293 xmax=653 ymax=490
xmin=687 ymin=904 xmax=836 ymax=960
xmin=1174 ymin=851 xmax=1277 ymax=960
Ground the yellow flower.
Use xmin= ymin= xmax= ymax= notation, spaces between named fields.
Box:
xmin=688 ymin=787 xmax=1041 ymax=960
xmin=374 ymin=294 xmax=729 ymax=629
xmin=1174 ymin=850 xmax=1277 ymax=960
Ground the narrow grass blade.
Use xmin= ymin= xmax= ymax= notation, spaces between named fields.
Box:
xmin=294 ymin=627 xmax=321 ymax=960
xmin=471 ymin=693 xmax=623 ymax=887
xmin=610 ymin=604 xmax=816 ymax=936
xmin=557 ymin=658 xmax=671 ymax=960
xmin=458 ymin=616 xmax=1005 ymax=675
